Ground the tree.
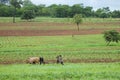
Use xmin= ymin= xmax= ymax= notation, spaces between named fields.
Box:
xmin=103 ymin=30 xmax=120 ymax=46
xmin=0 ymin=5 xmax=14 ymax=17
xmin=71 ymin=4 xmax=84 ymax=17
xmin=83 ymin=6 xmax=93 ymax=17
xmin=22 ymin=0 xmax=39 ymax=16
xmin=21 ymin=10 xmax=35 ymax=21
xmin=23 ymin=0 xmax=33 ymax=7
xmin=54 ymin=5 xmax=70 ymax=18
xmin=10 ymin=0 xmax=23 ymax=23
xmin=95 ymin=7 xmax=110 ymax=18
xmin=112 ymin=10 xmax=120 ymax=18
xmin=48 ymin=4 xmax=58 ymax=17
xmin=48 ymin=4 xmax=71 ymax=18
xmin=73 ymin=14 xmax=82 ymax=31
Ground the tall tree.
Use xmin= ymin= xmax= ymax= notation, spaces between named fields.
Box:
xmin=112 ymin=10 xmax=120 ymax=18
xmin=0 ymin=5 xmax=14 ymax=17
xmin=96 ymin=7 xmax=110 ymax=18
xmin=22 ymin=0 xmax=38 ymax=16
xmin=54 ymin=5 xmax=70 ymax=18
xmin=71 ymin=4 xmax=84 ymax=17
xmin=48 ymin=4 xmax=58 ymax=17
xmin=83 ymin=6 xmax=93 ymax=17
xmin=10 ymin=0 xmax=23 ymax=23
xmin=73 ymin=14 xmax=82 ymax=31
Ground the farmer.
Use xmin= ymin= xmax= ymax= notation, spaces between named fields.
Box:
xmin=56 ymin=55 xmax=64 ymax=65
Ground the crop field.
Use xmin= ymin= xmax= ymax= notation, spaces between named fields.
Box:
xmin=0 ymin=63 xmax=120 ymax=80
xmin=0 ymin=17 xmax=120 ymax=36
xmin=0 ymin=17 xmax=120 ymax=80
xmin=0 ymin=35 xmax=120 ymax=64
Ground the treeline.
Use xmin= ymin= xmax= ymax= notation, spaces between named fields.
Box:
xmin=0 ymin=0 xmax=120 ymax=18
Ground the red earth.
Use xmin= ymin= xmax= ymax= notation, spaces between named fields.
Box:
xmin=0 ymin=22 xmax=120 ymax=36
xmin=0 ymin=29 xmax=120 ymax=36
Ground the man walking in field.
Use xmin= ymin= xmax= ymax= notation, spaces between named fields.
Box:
xmin=56 ymin=55 xmax=64 ymax=65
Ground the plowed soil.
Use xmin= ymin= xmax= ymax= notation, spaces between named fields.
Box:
xmin=1 ymin=59 xmax=120 ymax=65
xmin=0 ymin=29 xmax=120 ymax=36
xmin=0 ymin=22 xmax=120 ymax=36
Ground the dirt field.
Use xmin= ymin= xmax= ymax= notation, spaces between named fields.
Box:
xmin=0 ymin=22 xmax=120 ymax=36
xmin=0 ymin=29 xmax=120 ymax=36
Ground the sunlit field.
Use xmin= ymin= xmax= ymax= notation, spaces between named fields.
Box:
xmin=0 ymin=17 xmax=120 ymax=80
xmin=0 ymin=63 xmax=120 ymax=80
xmin=0 ymin=35 xmax=120 ymax=63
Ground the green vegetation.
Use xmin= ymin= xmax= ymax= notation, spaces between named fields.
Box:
xmin=0 ymin=16 xmax=119 ymax=80
xmin=21 ymin=10 xmax=35 ymax=21
xmin=10 ymin=0 xmax=23 ymax=23
xmin=73 ymin=14 xmax=82 ymax=31
xmin=0 ymin=17 xmax=120 ymax=23
xmin=0 ymin=0 xmax=120 ymax=18
xmin=0 ymin=35 xmax=120 ymax=62
xmin=0 ymin=63 xmax=120 ymax=80
xmin=0 ymin=0 xmax=120 ymax=79
xmin=103 ymin=30 xmax=120 ymax=45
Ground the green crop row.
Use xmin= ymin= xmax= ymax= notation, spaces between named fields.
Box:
xmin=0 ymin=35 xmax=120 ymax=62
xmin=0 ymin=63 xmax=120 ymax=80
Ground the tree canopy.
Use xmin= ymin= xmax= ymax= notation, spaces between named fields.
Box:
xmin=21 ymin=10 xmax=35 ymax=21
xmin=0 ymin=0 xmax=120 ymax=18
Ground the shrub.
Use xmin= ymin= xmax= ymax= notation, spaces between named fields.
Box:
xmin=103 ymin=30 xmax=120 ymax=45
xmin=21 ymin=10 xmax=35 ymax=21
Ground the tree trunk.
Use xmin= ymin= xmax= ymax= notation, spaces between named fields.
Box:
xmin=13 ymin=7 xmax=16 ymax=23
xmin=107 ymin=42 xmax=110 ymax=46
xmin=77 ymin=23 xmax=79 ymax=31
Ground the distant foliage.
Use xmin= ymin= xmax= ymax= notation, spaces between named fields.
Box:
xmin=10 ymin=0 xmax=23 ymax=23
xmin=21 ymin=10 xmax=35 ymax=21
xmin=0 ymin=1 xmax=120 ymax=18
xmin=103 ymin=30 xmax=120 ymax=45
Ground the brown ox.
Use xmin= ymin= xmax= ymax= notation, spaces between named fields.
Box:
xmin=26 ymin=57 xmax=39 ymax=64
xmin=26 ymin=57 xmax=45 ymax=64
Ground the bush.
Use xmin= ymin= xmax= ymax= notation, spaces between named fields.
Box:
xmin=103 ymin=30 xmax=120 ymax=45
xmin=21 ymin=10 xmax=35 ymax=21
